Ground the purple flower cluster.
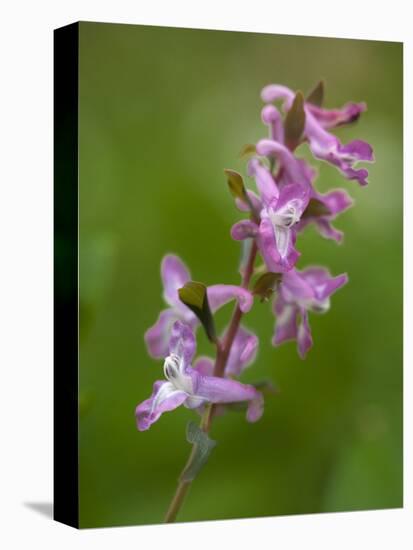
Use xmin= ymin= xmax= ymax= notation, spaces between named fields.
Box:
xmin=138 ymin=256 xmax=260 ymax=430
xmin=136 ymin=82 xmax=373 ymax=431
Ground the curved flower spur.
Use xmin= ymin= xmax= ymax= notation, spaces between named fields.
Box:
xmin=135 ymin=80 xmax=373 ymax=523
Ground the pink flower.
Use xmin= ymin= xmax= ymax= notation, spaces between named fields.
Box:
xmin=145 ymin=255 xmax=253 ymax=358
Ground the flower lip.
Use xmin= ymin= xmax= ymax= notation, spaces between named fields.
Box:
xmin=163 ymin=352 xmax=193 ymax=394
xmin=268 ymin=200 xmax=302 ymax=229
xmin=163 ymin=353 xmax=181 ymax=380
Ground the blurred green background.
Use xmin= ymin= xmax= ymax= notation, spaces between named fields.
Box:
xmin=78 ymin=22 xmax=403 ymax=528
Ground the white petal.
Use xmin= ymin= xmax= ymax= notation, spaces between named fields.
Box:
xmin=275 ymin=226 xmax=290 ymax=258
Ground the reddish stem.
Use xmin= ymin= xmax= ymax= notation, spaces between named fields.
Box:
xmin=164 ymin=241 xmax=258 ymax=522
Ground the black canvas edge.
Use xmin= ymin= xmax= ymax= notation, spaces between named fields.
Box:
xmin=53 ymin=22 xmax=79 ymax=529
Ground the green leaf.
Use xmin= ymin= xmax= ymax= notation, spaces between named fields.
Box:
xmin=224 ymin=168 xmax=258 ymax=219
xmin=180 ymin=421 xmax=217 ymax=482
xmin=239 ymin=143 xmax=257 ymax=159
xmin=224 ymin=169 xmax=249 ymax=203
xmin=284 ymin=91 xmax=306 ymax=151
xmin=252 ymin=272 xmax=282 ymax=302
xmin=302 ymin=197 xmax=332 ymax=219
xmin=178 ymin=281 xmax=216 ymax=342
xmin=306 ymin=80 xmax=325 ymax=107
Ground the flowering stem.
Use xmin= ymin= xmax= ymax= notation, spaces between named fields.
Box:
xmin=164 ymin=241 xmax=258 ymax=523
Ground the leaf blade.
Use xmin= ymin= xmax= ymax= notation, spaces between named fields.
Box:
xmin=239 ymin=143 xmax=257 ymax=159
xmin=180 ymin=421 xmax=217 ymax=482
xmin=284 ymin=91 xmax=306 ymax=151
xmin=306 ymin=80 xmax=325 ymax=107
xmin=252 ymin=272 xmax=282 ymax=302
xmin=178 ymin=281 xmax=217 ymax=342
xmin=302 ymin=197 xmax=332 ymax=219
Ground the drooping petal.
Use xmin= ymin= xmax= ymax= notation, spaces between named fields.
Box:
xmin=318 ymin=188 xmax=353 ymax=215
xmin=193 ymin=373 xmax=264 ymax=422
xmin=307 ymin=102 xmax=367 ymax=129
xmin=226 ymin=326 xmax=259 ymax=376
xmin=261 ymin=104 xmax=284 ymax=143
xmin=339 ymin=139 xmax=374 ymax=161
xmin=297 ymin=310 xmax=313 ymax=359
xmin=248 ymin=158 xmax=279 ymax=205
xmin=168 ymin=320 xmax=196 ymax=368
xmin=231 ymin=220 xmax=259 ymax=241
xmin=136 ymin=380 xmax=188 ymax=431
xmin=246 ymin=394 xmax=264 ymax=422
xmin=144 ymin=308 xmax=179 ymax=359
xmin=301 ymin=268 xmax=348 ymax=302
xmin=305 ymin=110 xmax=373 ymax=186
xmin=161 ymin=254 xmax=191 ymax=308
xmin=207 ymin=284 xmax=253 ymax=314
xmin=314 ymin=219 xmax=344 ymax=242
xmin=272 ymin=301 xmax=299 ymax=346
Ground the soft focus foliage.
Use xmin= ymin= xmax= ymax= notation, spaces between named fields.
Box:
xmin=77 ymin=22 xmax=402 ymax=527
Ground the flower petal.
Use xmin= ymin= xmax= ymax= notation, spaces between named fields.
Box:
xmin=168 ymin=320 xmax=196 ymax=368
xmin=318 ymin=188 xmax=353 ymax=215
xmin=248 ymin=158 xmax=279 ymax=205
xmin=193 ymin=356 xmax=214 ymax=377
xmin=194 ymin=374 xmax=264 ymax=422
xmin=256 ymin=217 xmax=281 ymax=271
xmin=275 ymin=182 xmax=310 ymax=216
xmin=301 ymin=268 xmax=348 ymax=301
xmin=298 ymin=188 xmax=352 ymax=242
xmin=136 ymin=380 xmax=188 ymax=431
xmin=226 ymin=325 xmax=259 ymax=376
xmin=281 ymin=269 xmax=315 ymax=301
xmin=261 ymin=104 xmax=284 ymax=143
xmin=297 ymin=310 xmax=313 ymax=359
xmin=161 ymin=254 xmax=191 ymax=308
xmin=272 ymin=301 xmax=298 ymax=346
xmin=256 ymin=139 xmax=310 ymax=188
xmin=246 ymin=394 xmax=264 ymax=423
xmin=261 ymin=84 xmax=294 ymax=106
xmin=231 ymin=220 xmax=259 ymax=241
xmin=307 ymin=102 xmax=367 ymax=129
xmin=305 ymin=110 xmax=373 ymax=186
xmin=144 ymin=308 xmax=178 ymax=359
xmin=315 ymin=219 xmax=344 ymax=242
xmin=257 ymin=217 xmax=299 ymax=273
xmin=207 ymin=285 xmax=253 ymax=313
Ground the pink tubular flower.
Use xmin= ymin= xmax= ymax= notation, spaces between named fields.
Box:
xmin=136 ymin=321 xmax=263 ymax=430
xmin=144 ymin=254 xmax=253 ymax=358
xmin=258 ymin=108 xmax=353 ymax=242
xmin=231 ymin=157 xmax=310 ymax=273
xmin=273 ymin=267 xmax=348 ymax=358
xmin=260 ymin=84 xmax=374 ymax=186
xmin=187 ymin=325 xmax=259 ymax=420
